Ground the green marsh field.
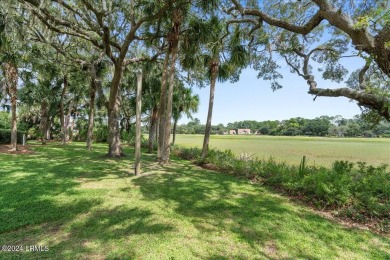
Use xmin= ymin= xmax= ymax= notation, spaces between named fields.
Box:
xmin=174 ymin=134 xmax=390 ymax=167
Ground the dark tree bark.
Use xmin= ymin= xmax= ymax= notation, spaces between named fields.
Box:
xmin=60 ymin=75 xmax=68 ymax=145
xmin=202 ymin=59 xmax=219 ymax=160
xmin=107 ymin=64 xmax=123 ymax=157
xmin=148 ymin=104 xmax=158 ymax=153
xmin=161 ymin=44 xmax=178 ymax=163
xmin=172 ymin=116 xmax=178 ymax=146
xmin=86 ymin=75 xmax=97 ymax=150
xmin=160 ymin=9 xmax=182 ymax=164
xmin=157 ymin=51 xmax=170 ymax=160
xmin=40 ymin=99 xmax=49 ymax=145
xmin=135 ymin=70 xmax=142 ymax=176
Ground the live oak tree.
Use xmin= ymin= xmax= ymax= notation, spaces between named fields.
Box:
xmin=228 ymin=0 xmax=390 ymax=121
xmin=29 ymin=28 xmax=109 ymax=149
xmin=20 ymin=0 xmax=172 ymax=157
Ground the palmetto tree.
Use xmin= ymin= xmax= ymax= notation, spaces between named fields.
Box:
xmin=0 ymin=4 xmax=26 ymax=151
xmin=182 ymin=16 xmax=248 ymax=160
xmin=172 ymin=83 xmax=199 ymax=146
xmin=19 ymin=45 xmax=62 ymax=145
xmin=156 ymin=0 xmax=220 ymax=164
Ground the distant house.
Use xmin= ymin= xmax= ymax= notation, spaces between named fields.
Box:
xmin=229 ymin=130 xmax=237 ymax=135
xmin=237 ymin=128 xmax=251 ymax=135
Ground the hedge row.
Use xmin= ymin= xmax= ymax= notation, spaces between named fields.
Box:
xmin=0 ymin=129 xmax=25 ymax=144
xmin=171 ymin=146 xmax=389 ymax=232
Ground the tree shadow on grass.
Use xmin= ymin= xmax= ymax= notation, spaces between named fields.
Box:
xmin=50 ymin=206 xmax=174 ymax=259
xmin=132 ymin=162 xmax=390 ymax=259
xmin=0 ymin=143 xmax=146 ymax=235
xmin=0 ymin=144 xmax=174 ymax=259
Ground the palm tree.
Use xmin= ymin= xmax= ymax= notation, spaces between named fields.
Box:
xmin=157 ymin=0 xmax=220 ymax=163
xmin=0 ymin=6 xmax=25 ymax=151
xmin=182 ymin=16 xmax=248 ymax=160
xmin=172 ymin=84 xmax=199 ymax=146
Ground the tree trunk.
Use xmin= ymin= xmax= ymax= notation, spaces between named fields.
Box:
xmin=148 ymin=105 xmax=158 ymax=153
xmin=135 ymin=70 xmax=142 ymax=176
xmin=202 ymin=60 xmax=219 ymax=160
xmin=3 ymin=63 xmax=18 ymax=151
xmin=69 ymin=113 xmax=75 ymax=141
xmin=172 ymin=117 xmax=178 ymax=146
xmin=157 ymin=51 xmax=170 ymax=160
xmin=40 ymin=99 xmax=49 ymax=145
xmin=107 ymin=64 xmax=123 ymax=157
xmin=65 ymin=99 xmax=73 ymax=143
xmin=161 ymin=39 xmax=179 ymax=163
xmin=46 ymin=117 xmax=51 ymax=140
xmin=86 ymin=77 xmax=97 ymax=150
xmin=160 ymin=10 xmax=182 ymax=164
xmin=60 ymin=75 xmax=68 ymax=145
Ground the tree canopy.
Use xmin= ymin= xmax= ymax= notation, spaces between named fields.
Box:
xmin=0 ymin=0 xmax=389 ymax=161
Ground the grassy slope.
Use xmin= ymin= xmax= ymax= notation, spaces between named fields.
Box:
xmin=0 ymin=142 xmax=389 ymax=259
xmin=174 ymin=134 xmax=390 ymax=167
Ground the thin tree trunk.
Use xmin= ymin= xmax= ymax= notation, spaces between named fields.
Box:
xmin=64 ymin=99 xmax=73 ymax=143
xmin=172 ymin=117 xmax=178 ymax=146
xmin=202 ymin=60 xmax=219 ymax=160
xmin=40 ymin=99 xmax=48 ymax=145
xmin=157 ymin=52 xmax=170 ymax=160
xmin=60 ymin=75 xmax=68 ymax=145
xmin=86 ymin=77 xmax=97 ymax=150
xmin=161 ymin=42 xmax=179 ymax=163
xmin=70 ymin=113 xmax=74 ymax=141
xmin=160 ymin=10 xmax=182 ymax=164
xmin=148 ymin=105 xmax=158 ymax=153
xmin=135 ymin=70 xmax=142 ymax=176
xmin=3 ymin=63 xmax=18 ymax=151
xmin=46 ymin=117 xmax=51 ymax=140
xmin=107 ymin=64 xmax=123 ymax=157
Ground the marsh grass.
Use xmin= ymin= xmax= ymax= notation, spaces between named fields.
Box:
xmin=174 ymin=134 xmax=390 ymax=167
xmin=0 ymin=142 xmax=389 ymax=259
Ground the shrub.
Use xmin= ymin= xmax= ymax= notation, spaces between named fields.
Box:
xmin=171 ymin=145 xmax=201 ymax=161
xmin=0 ymin=112 xmax=10 ymax=129
xmin=75 ymin=117 xmax=88 ymax=141
xmin=0 ymin=129 xmax=25 ymax=144
xmin=94 ymin=125 xmax=109 ymax=143
xmin=173 ymin=146 xmax=389 ymax=230
xmin=27 ymin=127 xmax=39 ymax=140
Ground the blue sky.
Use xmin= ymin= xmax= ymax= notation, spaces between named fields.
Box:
xmin=179 ymin=57 xmax=364 ymax=125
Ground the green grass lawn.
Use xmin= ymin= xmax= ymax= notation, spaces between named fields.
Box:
xmin=0 ymin=142 xmax=389 ymax=259
xmin=174 ymin=134 xmax=390 ymax=167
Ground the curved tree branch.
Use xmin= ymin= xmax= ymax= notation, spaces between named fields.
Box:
xmin=309 ymin=87 xmax=390 ymax=121
xmin=230 ymin=0 xmax=324 ymax=35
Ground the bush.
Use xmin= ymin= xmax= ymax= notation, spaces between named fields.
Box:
xmin=0 ymin=129 xmax=25 ymax=144
xmin=27 ymin=127 xmax=39 ymax=140
xmin=75 ymin=117 xmax=88 ymax=142
xmin=94 ymin=125 xmax=109 ymax=143
xmin=173 ymin=146 xmax=390 ymax=231
xmin=0 ymin=112 xmax=10 ymax=129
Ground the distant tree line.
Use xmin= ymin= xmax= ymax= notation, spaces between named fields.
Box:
xmin=174 ymin=115 xmax=390 ymax=138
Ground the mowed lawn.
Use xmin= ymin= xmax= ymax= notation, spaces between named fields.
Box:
xmin=174 ymin=134 xmax=390 ymax=167
xmin=0 ymin=142 xmax=389 ymax=259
